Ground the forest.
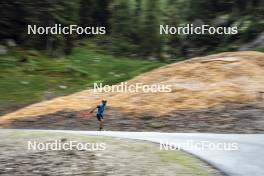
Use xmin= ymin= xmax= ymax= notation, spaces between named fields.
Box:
xmin=0 ymin=0 xmax=263 ymax=59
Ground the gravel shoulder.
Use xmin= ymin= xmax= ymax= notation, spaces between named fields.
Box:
xmin=0 ymin=129 xmax=222 ymax=176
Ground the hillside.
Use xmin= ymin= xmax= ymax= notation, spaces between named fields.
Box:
xmin=1 ymin=51 xmax=264 ymax=132
xmin=0 ymin=47 xmax=162 ymax=115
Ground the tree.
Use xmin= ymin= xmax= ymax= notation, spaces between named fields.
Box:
xmin=109 ymin=0 xmax=136 ymax=54
xmin=163 ymin=0 xmax=181 ymax=58
xmin=79 ymin=0 xmax=96 ymax=36
xmin=132 ymin=0 xmax=142 ymax=46
xmin=141 ymin=0 xmax=162 ymax=57
xmin=94 ymin=0 xmax=111 ymax=30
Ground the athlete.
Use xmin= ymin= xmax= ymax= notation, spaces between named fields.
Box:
xmin=90 ymin=99 xmax=107 ymax=131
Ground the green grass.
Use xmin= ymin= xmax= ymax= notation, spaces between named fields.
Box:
xmin=0 ymin=46 xmax=164 ymax=110
xmin=253 ymin=48 xmax=264 ymax=53
xmin=157 ymin=150 xmax=210 ymax=176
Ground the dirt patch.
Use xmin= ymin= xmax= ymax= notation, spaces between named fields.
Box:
xmin=0 ymin=130 xmax=222 ymax=176
xmin=2 ymin=102 xmax=264 ymax=133
xmin=0 ymin=104 xmax=27 ymax=116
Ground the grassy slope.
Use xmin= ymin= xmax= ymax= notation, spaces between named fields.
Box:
xmin=0 ymin=46 xmax=163 ymax=110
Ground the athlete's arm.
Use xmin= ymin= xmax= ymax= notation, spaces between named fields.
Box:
xmin=90 ymin=105 xmax=100 ymax=113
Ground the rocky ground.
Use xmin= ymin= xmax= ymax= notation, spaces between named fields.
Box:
xmin=0 ymin=130 xmax=222 ymax=176
xmin=2 ymin=102 xmax=263 ymax=133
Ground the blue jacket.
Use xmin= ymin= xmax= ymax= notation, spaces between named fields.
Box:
xmin=97 ymin=104 xmax=106 ymax=115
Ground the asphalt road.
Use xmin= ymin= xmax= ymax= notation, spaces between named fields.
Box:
xmin=23 ymin=130 xmax=264 ymax=176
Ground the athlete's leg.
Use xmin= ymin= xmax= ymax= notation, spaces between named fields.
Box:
xmin=97 ymin=114 xmax=104 ymax=130
xmin=99 ymin=119 xmax=103 ymax=130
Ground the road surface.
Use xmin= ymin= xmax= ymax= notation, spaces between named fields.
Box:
xmin=25 ymin=130 xmax=264 ymax=176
